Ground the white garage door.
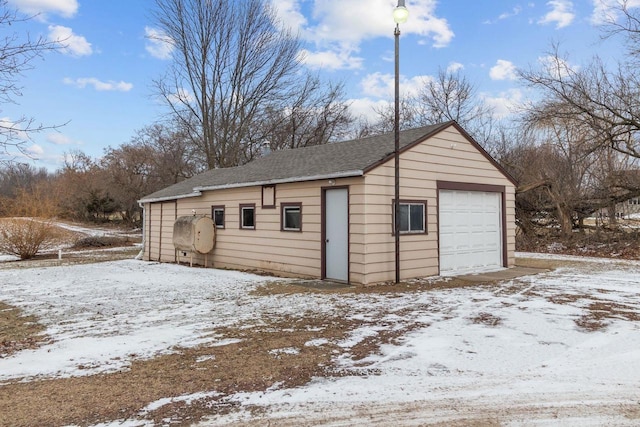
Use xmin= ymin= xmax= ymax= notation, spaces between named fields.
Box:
xmin=439 ymin=190 xmax=502 ymax=275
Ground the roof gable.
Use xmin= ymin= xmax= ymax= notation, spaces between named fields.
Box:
xmin=364 ymin=121 xmax=517 ymax=185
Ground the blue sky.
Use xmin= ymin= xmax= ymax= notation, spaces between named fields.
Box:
xmin=2 ymin=0 xmax=634 ymax=171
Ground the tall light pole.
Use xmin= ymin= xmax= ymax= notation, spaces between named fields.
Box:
xmin=393 ymin=0 xmax=408 ymax=284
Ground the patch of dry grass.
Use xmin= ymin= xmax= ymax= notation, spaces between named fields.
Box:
xmin=470 ymin=312 xmax=502 ymax=327
xmin=574 ymin=300 xmax=640 ymax=332
xmin=0 ymin=311 xmax=362 ymax=427
xmin=0 ymin=302 xmax=49 ymax=358
xmin=71 ymin=235 xmax=136 ymax=249
xmin=0 ymin=298 xmax=444 ymax=427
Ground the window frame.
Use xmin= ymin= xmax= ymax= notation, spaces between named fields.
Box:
xmin=281 ymin=202 xmax=302 ymax=232
xmin=239 ymin=203 xmax=256 ymax=230
xmin=211 ymin=205 xmax=225 ymax=229
xmin=392 ymin=199 xmax=427 ymax=235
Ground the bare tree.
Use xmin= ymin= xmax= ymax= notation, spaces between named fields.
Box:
xmin=519 ymin=41 xmax=640 ymax=161
xmin=368 ymin=96 xmax=419 ymax=134
xmin=100 ymin=121 xmax=204 ymax=224
xmin=130 ymin=121 xmax=203 ymax=184
xmin=505 ymin=108 xmax=640 ymax=237
xmin=0 ymin=0 xmax=62 ymax=162
xmin=0 ymin=163 xmax=49 ymax=198
xmin=416 ymin=69 xmax=496 ymax=138
xmin=152 ymin=0 xmax=309 ymax=168
xmin=600 ymin=0 xmax=640 ymax=59
xmin=256 ymin=75 xmax=353 ymax=155
xmin=521 ymin=117 xmax=598 ymax=236
xmin=516 ymin=2 xmax=640 ymax=232
xmin=53 ymin=150 xmax=116 ymax=222
xmin=101 ymin=145 xmax=156 ymax=224
xmin=369 ymin=68 xmax=498 ymax=149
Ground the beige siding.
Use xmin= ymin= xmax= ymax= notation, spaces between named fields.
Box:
xmin=146 ymin=177 xmax=365 ymax=281
xmin=359 ymin=126 xmax=516 ymax=284
xmin=144 ymin=202 xmax=152 ymax=260
xmin=144 ymin=200 xmax=178 ymax=262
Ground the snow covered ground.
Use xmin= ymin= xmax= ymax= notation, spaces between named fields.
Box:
xmin=0 ymin=254 xmax=639 ymax=425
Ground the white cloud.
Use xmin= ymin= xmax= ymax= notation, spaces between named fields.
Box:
xmin=167 ymin=87 xmax=195 ymax=104
xmin=270 ymin=0 xmax=307 ymax=32
xmin=360 ymin=72 xmax=430 ymax=99
xmin=499 ymin=6 xmax=523 ymax=20
xmin=539 ymin=0 xmax=575 ymax=29
xmin=348 ymin=97 xmax=390 ymax=122
xmin=48 ymin=25 xmax=92 ymax=57
xmin=46 ymin=132 xmax=81 ymax=146
xmin=63 ymin=77 xmax=133 ymax=92
xmin=484 ymin=6 xmax=523 ymax=24
xmin=0 ymin=117 xmax=30 ymax=142
xmin=482 ymin=89 xmax=523 ymax=118
xmin=145 ymin=26 xmax=174 ymax=60
xmin=361 ymin=72 xmax=393 ymax=98
xmin=538 ymin=54 xmax=579 ymax=78
xmin=446 ymin=62 xmax=464 ymax=73
xmin=298 ymin=48 xmax=362 ymax=70
xmin=490 ymin=59 xmax=518 ymax=81
xmin=7 ymin=0 xmax=78 ymax=19
xmin=272 ymin=0 xmax=454 ymax=71
xmin=18 ymin=149 xmax=66 ymax=168
xmin=46 ymin=133 xmax=70 ymax=145
xmin=26 ymin=144 xmax=44 ymax=156
xmin=591 ymin=0 xmax=640 ymax=25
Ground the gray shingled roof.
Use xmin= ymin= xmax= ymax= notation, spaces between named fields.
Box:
xmin=140 ymin=122 xmax=452 ymax=203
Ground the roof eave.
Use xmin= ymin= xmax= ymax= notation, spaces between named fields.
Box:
xmin=138 ymin=191 xmax=203 ymax=204
xmin=194 ymin=170 xmax=364 ymax=193
xmin=139 ymin=170 xmax=364 ymax=203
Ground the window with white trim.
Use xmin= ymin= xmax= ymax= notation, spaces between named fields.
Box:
xmin=394 ymin=201 xmax=426 ymax=234
xmin=282 ymin=203 xmax=302 ymax=231
xmin=211 ymin=206 xmax=225 ymax=228
xmin=240 ymin=204 xmax=255 ymax=229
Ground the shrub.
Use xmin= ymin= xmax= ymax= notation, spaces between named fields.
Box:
xmin=0 ymin=184 xmax=65 ymax=260
xmin=0 ymin=218 xmax=63 ymax=260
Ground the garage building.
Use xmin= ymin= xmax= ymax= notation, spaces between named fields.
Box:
xmin=138 ymin=121 xmax=517 ymax=285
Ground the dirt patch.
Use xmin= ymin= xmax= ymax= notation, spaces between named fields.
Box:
xmin=348 ymin=323 xmax=426 ymax=366
xmin=540 ymin=290 xmax=640 ymax=333
xmin=470 ymin=312 xmax=502 ymax=327
xmin=256 ymin=275 xmax=517 ymax=296
xmin=0 ymin=302 xmax=50 ymax=358
xmin=0 ymin=302 xmax=451 ymax=427
xmin=575 ymin=300 xmax=640 ymax=332
xmin=0 ymin=312 xmax=378 ymax=427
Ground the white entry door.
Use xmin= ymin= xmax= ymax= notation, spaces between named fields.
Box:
xmin=324 ymin=188 xmax=349 ymax=282
xmin=439 ymin=190 xmax=502 ymax=275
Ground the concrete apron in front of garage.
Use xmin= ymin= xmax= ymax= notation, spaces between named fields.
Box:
xmin=287 ymin=266 xmax=549 ymax=290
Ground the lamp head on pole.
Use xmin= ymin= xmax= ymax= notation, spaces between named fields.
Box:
xmin=393 ymin=0 xmax=409 ymax=24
